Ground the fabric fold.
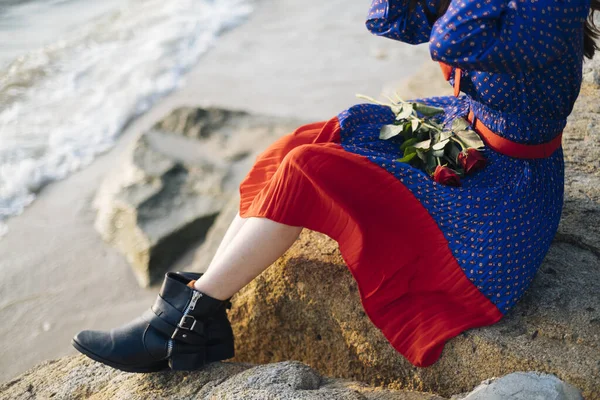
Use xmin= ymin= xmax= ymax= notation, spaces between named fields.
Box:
xmin=238 ymin=117 xmax=503 ymax=367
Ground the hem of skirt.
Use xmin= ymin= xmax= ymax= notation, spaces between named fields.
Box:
xmin=237 ymin=116 xmax=503 ymax=367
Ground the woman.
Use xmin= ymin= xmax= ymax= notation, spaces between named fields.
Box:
xmin=72 ymin=0 xmax=600 ymax=371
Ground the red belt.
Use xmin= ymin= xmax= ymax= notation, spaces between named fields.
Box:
xmin=438 ymin=62 xmax=563 ymax=159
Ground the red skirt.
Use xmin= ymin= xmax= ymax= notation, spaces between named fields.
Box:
xmin=238 ymin=117 xmax=503 ymax=367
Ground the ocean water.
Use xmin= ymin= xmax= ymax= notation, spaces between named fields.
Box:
xmin=0 ymin=0 xmax=253 ymax=237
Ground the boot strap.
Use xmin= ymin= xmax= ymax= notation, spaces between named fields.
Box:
xmin=142 ymin=297 xmax=207 ymax=345
xmin=141 ymin=309 xmax=205 ymax=345
xmin=171 ymin=318 xmax=205 ymax=345
xmin=153 ymin=296 xmax=208 ymax=336
xmin=143 ymin=294 xmax=232 ymax=346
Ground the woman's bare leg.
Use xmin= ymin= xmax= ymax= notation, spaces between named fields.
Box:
xmin=209 ymin=212 xmax=248 ymax=266
xmin=194 ymin=217 xmax=303 ymax=300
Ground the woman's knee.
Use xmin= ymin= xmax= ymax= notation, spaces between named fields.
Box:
xmin=281 ymin=144 xmax=324 ymax=167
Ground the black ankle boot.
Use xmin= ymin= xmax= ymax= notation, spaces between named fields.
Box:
xmin=72 ymin=271 xmax=235 ymax=372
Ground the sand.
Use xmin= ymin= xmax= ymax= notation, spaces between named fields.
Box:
xmin=0 ymin=0 xmax=449 ymax=382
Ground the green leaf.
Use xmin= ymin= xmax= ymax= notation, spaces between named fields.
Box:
xmin=432 ymin=148 xmax=445 ymax=157
xmin=455 ymin=130 xmax=485 ymax=148
xmin=430 ymin=121 xmax=444 ymax=130
xmin=403 ymin=146 xmax=417 ymax=158
xmin=397 ymin=152 xmax=417 ymax=163
xmin=414 ymin=103 xmax=445 ymax=117
xmin=432 ymin=138 xmax=450 ymax=151
xmin=447 ymin=141 xmax=462 ymax=162
xmin=452 ymin=117 xmax=470 ymax=132
xmin=411 ymin=119 xmax=420 ymax=132
xmin=425 ymin=152 xmax=437 ymax=173
xmin=415 ymin=148 xmax=427 ymax=161
xmin=379 ymin=124 xmax=404 ymax=140
xmin=439 ymin=130 xmax=454 ymax=141
xmin=400 ymin=137 xmax=420 ymax=151
xmin=401 ymin=122 xmax=414 ymax=138
xmin=449 ymin=136 xmax=464 ymax=149
xmin=390 ymin=105 xmax=402 ymax=115
xmin=396 ymin=104 xmax=414 ymax=120
xmin=413 ymin=138 xmax=432 ymax=149
xmin=415 ymin=124 xmax=432 ymax=136
xmin=416 ymin=130 xmax=430 ymax=141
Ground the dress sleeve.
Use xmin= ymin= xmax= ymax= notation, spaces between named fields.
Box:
xmin=366 ymin=0 xmax=443 ymax=45
xmin=428 ymin=0 xmax=587 ymax=74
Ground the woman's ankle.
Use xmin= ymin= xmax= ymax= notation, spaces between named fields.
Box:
xmin=192 ymin=278 xmax=231 ymax=301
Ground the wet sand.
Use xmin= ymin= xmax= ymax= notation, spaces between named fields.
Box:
xmin=0 ymin=0 xmax=449 ymax=381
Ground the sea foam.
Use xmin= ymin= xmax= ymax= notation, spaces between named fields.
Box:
xmin=0 ymin=0 xmax=253 ymax=236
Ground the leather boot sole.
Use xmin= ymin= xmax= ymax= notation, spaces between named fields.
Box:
xmin=72 ymin=338 xmax=168 ymax=373
xmin=72 ymin=337 xmax=235 ymax=373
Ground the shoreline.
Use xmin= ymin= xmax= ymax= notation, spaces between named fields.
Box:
xmin=0 ymin=0 xmax=448 ymax=382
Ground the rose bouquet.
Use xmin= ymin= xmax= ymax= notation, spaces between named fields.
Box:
xmin=357 ymin=94 xmax=488 ymax=187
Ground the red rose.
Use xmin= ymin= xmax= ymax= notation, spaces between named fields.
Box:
xmin=433 ymin=165 xmax=461 ymax=187
xmin=458 ymin=148 xmax=487 ymax=174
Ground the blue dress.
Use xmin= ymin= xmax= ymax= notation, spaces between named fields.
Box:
xmin=239 ymin=0 xmax=592 ymax=366
xmin=338 ymin=0 xmax=590 ymax=313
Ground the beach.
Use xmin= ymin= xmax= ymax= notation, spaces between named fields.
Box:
xmin=0 ymin=0 xmax=450 ymax=381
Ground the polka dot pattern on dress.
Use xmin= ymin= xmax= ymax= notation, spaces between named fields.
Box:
xmin=336 ymin=0 xmax=589 ymax=313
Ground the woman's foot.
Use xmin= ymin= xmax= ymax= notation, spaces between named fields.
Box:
xmin=72 ymin=271 xmax=235 ymax=372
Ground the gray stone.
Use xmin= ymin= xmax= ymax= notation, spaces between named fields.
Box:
xmin=192 ymin=193 xmax=241 ymax=272
xmin=0 ymin=355 xmax=445 ymax=400
xmin=456 ymin=372 xmax=583 ymax=400
xmin=1 ymin=356 xmax=583 ymax=400
xmin=558 ymin=80 xmax=600 ymax=256
xmin=582 ymin=49 xmax=599 ymax=86
xmin=94 ymin=107 xmax=302 ymax=286
xmin=583 ymin=14 xmax=600 ymax=86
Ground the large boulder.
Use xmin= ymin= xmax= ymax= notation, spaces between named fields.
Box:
xmin=558 ymin=79 xmax=600 ymax=255
xmin=93 ymin=107 xmax=302 ymax=287
xmin=455 ymin=372 xmax=583 ymax=400
xmin=0 ymin=355 xmax=446 ymax=400
xmin=190 ymin=81 xmax=600 ymax=399
xmin=213 ymin=229 xmax=599 ymax=399
xmin=583 ymin=14 xmax=600 ymax=86
xmin=1 ymin=355 xmax=582 ymax=400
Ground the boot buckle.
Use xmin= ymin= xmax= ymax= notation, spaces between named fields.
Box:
xmin=178 ymin=315 xmax=197 ymax=331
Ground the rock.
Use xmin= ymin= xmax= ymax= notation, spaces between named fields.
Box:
xmin=1 ymin=355 xmax=582 ymax=399
xmin=94 ymin=107 xmax=302 ymax=287
xmin=558 ymin=80 xmax=600 ymax=257
xmin=583 ymin=14 xmax=600 ymax=86
xmin=0 ymin=355 xmax=446 ymax=400
xmin=190 ymin=81 xmax=600 ymax=399
xmin=583 ymin=57 xmax=600 ymax=86
xmin=455 ymin=372 xmax=583 ymax=400
xmin=214 ymin=229 xmax=599 ymax=399
xmin=382 ymin=61 xmax=453 ymax=101
xmin=192 ymin=193 xmax=241 ymax=271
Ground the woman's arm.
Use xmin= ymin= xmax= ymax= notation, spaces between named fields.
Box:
xmin=429 ymin=0 xmax=590 ymax=74
xmin=366 ymin=0 xmax=444 ymax=45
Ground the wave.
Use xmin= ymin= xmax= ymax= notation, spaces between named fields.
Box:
xmin=0 ymin=0 xmax=254 ymax=236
